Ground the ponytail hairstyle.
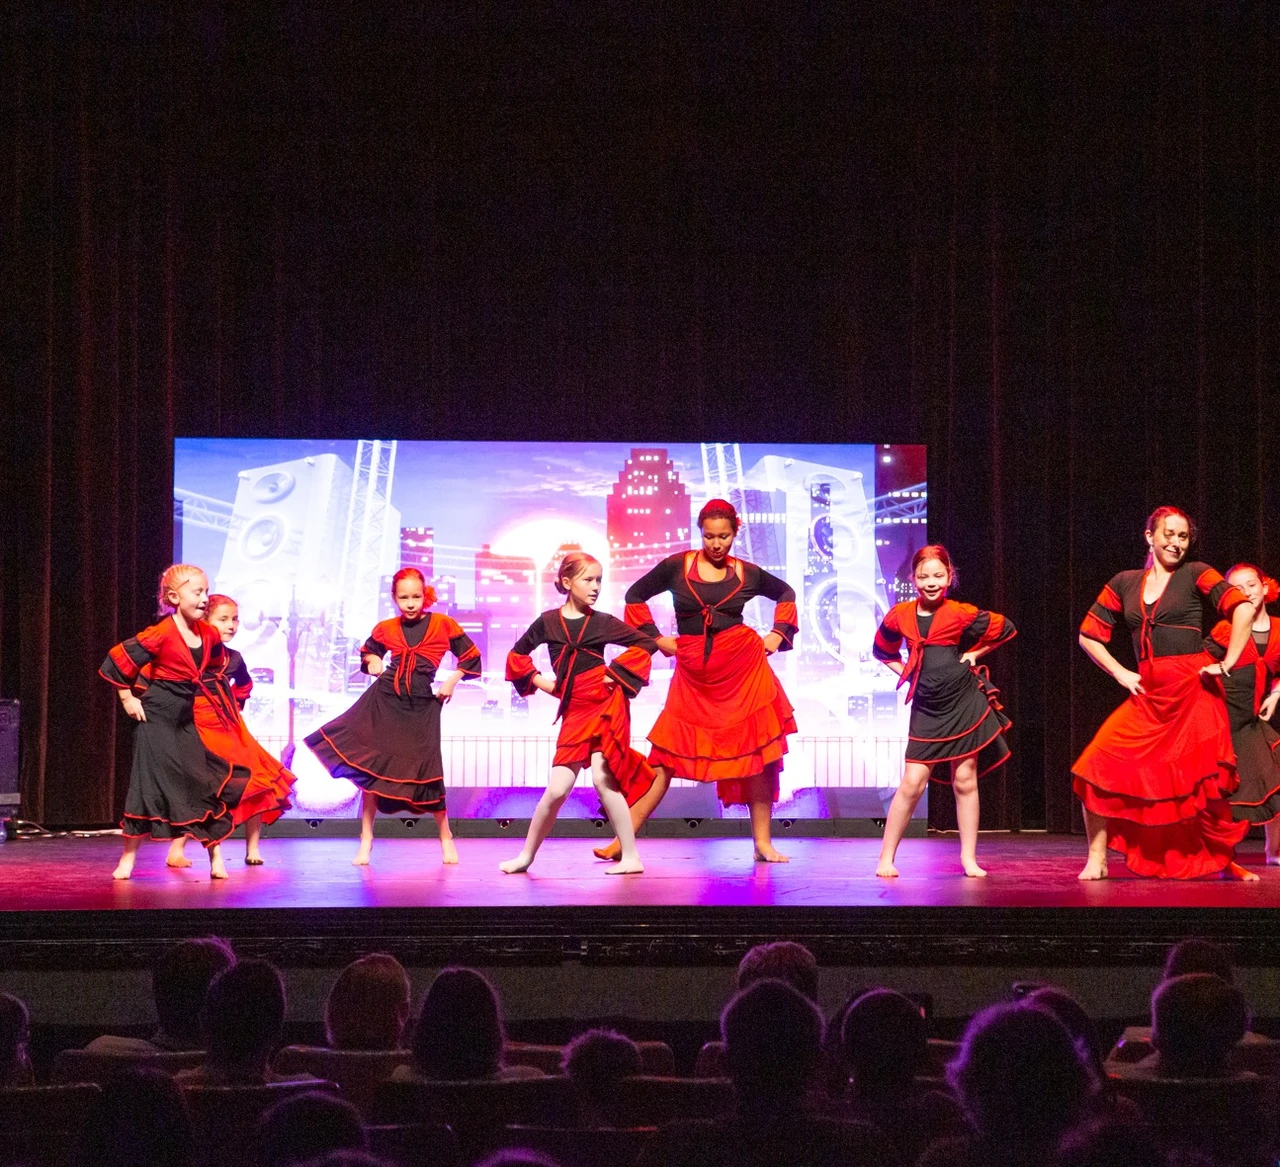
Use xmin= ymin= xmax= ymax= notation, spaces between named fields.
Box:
xmin=1143 ymin=505 xmax=1197 ymax=567
xmin=697 ymin=498 xmax=740 ymax=533
xmin=1226 ymin=563 xmax=1280 ymax=604
xmin=156 ymin=564 xmax=208 ymax=617
xmin=911 ymin=545 xmax=957 ymax=593
xmin=206 ymin=594 xmax=238 ymax=618
xmin=390 ymin=567 xmax=437 ymax=607
xmin=554 ymin=550 xmax=603 ymax=596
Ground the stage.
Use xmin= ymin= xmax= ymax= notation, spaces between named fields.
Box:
xmin=4 ymin=833 xmax=1280 ymax=1036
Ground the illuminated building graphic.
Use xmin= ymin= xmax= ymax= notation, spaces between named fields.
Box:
xmin=474 ymin=543 xmax=537 ymax=639
xmin=400 ymin=526 xmax=435 ymax=577
xmin=606 ymin=448 xmax=691 ymax=593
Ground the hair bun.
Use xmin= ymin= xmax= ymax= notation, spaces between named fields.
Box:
xmin=1265 ymin=577 xmax=1280 ymax=604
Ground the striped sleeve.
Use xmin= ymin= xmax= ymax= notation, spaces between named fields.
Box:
xmin=958 ymin=607 xmax=1017 ymax=654
xmin=99 ymin=622 xmax=167 ymax=689
xmin=506 ymin=616 xmax=545 ymax=696
xmin=442 ymin=616 xmax=483 ymax=678
xmin=1080 ymin=576 xmax=1125 ymax=644
xmin=1194 ymin=565 xmax=1248 ymax=618
xmin=872 ymin=606 xmax=904 ymax=663
xmin=601 ymin=615 xmax=657 ymax=696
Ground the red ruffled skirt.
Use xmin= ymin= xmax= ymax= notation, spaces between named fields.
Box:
xmin=553 ymin=666 xmax=655 ymax=806
xmin=648 ymin=624 xmax=797 ymax=806
xmin=1072 ymin=653 xmax=1247 ymax=878
xmin=194 ymin=695 xmax=295 ymax=827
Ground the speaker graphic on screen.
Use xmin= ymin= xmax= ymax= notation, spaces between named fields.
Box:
xmin=0 ymin=700 xmax=19 ymax=810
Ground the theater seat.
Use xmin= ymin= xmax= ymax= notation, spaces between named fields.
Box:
xmin=272 ymin=1046 xmax=412 ymax=1116
xmin=606 ymin=1075 xmax=735 ymax=1126
xmin=1107 ymin=1026 xmax=1280 ymax=1076
xmin=508 ymin=1039 xmax=677 ymax=1077
xmin=365 ymin=1122 xmax=463 ymax=1167
xmin=503 ymin=1124 xmax=659 ymax=1167
xmin=51 ymin=1047 xmax=205 ymax=1085
xmin=0 ymin=1083 xmax=101 ymax=1167
xmin=181 ymin=1079 xmax=340 ymax=1167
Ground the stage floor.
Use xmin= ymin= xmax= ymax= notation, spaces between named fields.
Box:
xmin=4 ymin=834 xmax=1280 ymax=970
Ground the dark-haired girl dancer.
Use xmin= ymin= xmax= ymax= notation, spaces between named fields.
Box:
xmin=305 ymin=568 xmax=481 ymax=866
xmin=595 ymin=498 xmax=799 ymax=863
xmin=500 ymin=551 xmax=658 ymax=874
xmin=1074 ymin=507 xmax=1255 ymax=880
xmin=100 ymin=565 xmax=249 ymax=880
xmin=1207 ymin=564 xmax=1280 ymax=863
xmin=872 ymin=545 xmax=1016 ymax=878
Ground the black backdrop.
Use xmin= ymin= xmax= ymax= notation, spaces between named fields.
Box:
xmin=3 ymin=3 xmax=1279 ymax=829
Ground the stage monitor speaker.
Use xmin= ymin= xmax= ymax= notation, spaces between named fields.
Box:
xmin=0 ymin=699 xmax=18 ymax=808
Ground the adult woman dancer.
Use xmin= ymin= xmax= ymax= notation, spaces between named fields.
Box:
xmin=872 ymin=545 xmax=1016 ymax=878
xmin=595 ymin=498 xmax=799 ymax=863
xmin=500 ymin=551 xmax=658 ymax=874
xmin=1073 ymin=506 xmax=1255 ymax=880
xmin=1206 ymin=564 xmax=1280 ymax=862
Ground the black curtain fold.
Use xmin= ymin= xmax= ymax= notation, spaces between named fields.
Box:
xmin=3 ymin=1 xmax=1279 ymax=827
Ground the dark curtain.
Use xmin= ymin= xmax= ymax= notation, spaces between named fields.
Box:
xmin=3 ymin=2 xmax=1279 ymax=828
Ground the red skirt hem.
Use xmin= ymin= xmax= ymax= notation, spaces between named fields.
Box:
xmin=553 ymin=669 xmax=655 ymax=806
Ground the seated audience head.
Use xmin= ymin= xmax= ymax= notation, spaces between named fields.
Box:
xmin=1162 ymin=938 xmax=1233 ymax=984
xmin=324 ymin=953 xmax=411 ymax=1050
xmin=1024 ymin=987 xmax=1106 ymax=1080
xmin=411 ymin=966 xmax=506 ymax=1080
xmin=0 ymin=992 xmax=32 ymax=1087
xmin=257 ymin=1091 xmax=368 ymax=1167
xmin=152 ymin=936 xmax=236 ymax=1049
xmin=722 ymin=978 xmax=824 ymax=1108
xmin=839 ymin=988 xmax=927 ymax=1094
xmin=949 ymin=1002 xmax=1094 ymax=1155
xmin=736 ymin=941 xmax=819 ymax=1001
xmin=202 ymin=958 xmax=286 ymax=1073
xmin=1150 ymin=972 xmax=1247 ymax=1076
xmin=562 ymin=1028 xmax=642 ymax=1121
xmin=80 ymin=1067 xmax=195 ymax=1167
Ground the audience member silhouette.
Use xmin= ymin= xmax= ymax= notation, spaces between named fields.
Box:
xmin=1162 ymin=937 xmax=1234 ymax=984
xmin=0 ymin=991 xmax=34 ymax=1087
xmin=1143 ymin=972 xmax=1249 ymax=1078
xmin=1053 ymin=1116 xmax=1169 ymax=1167
xmin=735 ymin=941 xmax=819 ymax=1000
xmin=1024 ymin=987 xmax=1108 ymax=1081
xmin=257 ymin=1090 xmax=369 ymax=1167
xmin=653 ymin=979 xmax=893 ymax=1167
xmin=85 ymin=936 xmax=236 ymax=1055
xmin=920 ymin=1002 xmax=1096 ymax=1167
xmin=324 ymin=953 xmax=411 ymax=1051
xmin=176 ymin=958 xmax=299 ymax=1086
xmin=561 ymin=1028 xmax=642 ymax=1127
xmin=76 ymin=1067 xmax=196 ymax=1167
xmin=395 ymin=967 xmax=543 ymax=1082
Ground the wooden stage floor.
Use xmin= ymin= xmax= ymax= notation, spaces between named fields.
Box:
xmin=3 ymin=834 xmax=1280 ymax=971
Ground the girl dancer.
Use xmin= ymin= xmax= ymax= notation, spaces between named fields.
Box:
xmin=1074 ymin=506 xmax=1255 ymax=880
xmin=872 ymin=545 xmax=1016 ymax=878
xmin=499 ymin=551 xmax=658 ymax=875
xmin=596 ymin=498 xmax=799 ymax=864
xmin=100 ymin=565 xmax=248 ymax=880
xmin=1207 ymin=565 xmax=1280 ymax=862
xmin=304 ymin=568 xmax=481 ymax=866
xmin=165 ymin=595 xmax=296 ymax=868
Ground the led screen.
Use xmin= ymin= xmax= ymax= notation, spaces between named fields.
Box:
xmin=175 ymin=440 xmax=927 ymax=818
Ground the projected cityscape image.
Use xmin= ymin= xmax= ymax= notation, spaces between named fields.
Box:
xmin=174 ymin=440 xmax=927 ymax=818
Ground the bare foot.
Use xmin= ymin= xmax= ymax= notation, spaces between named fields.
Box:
xmin=1266 ymin=854 xmax=1280 ymax=866
xmin=1222 ymin=860 xmax=1260 ymax=882
xmin=593 ymin=840 xmax=622 ymax=862
xmin=499 ymin=855 xmax=533 ymax=874
xmin=962 ymin=862 xmax=988 ymax=878
xmin=244 ymin=848 xmax=264 ymax=865
xmin=166 ymin=839 xmax=192 ymax=868
xmin=208 ymin=854 xmax=228 ymax=880
xmin=111 ymin=857 xmax=136 ymax=881
xmin=605 ymin=858 xmax=644 ymax=874
xmin=753 ymin=846 xmax=790 ymax=863
xmin=875 ymin=862 xmax=900 ymax=879
xmin=1077 ymin=859 xmax=1108 ymax=881
xmin=440 ymin=837 xmax=459 ymax=865
xmin=352 ymin=842 xmax=373 ymax=867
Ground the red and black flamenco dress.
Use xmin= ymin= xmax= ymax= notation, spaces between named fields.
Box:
xmin=304 ymin=613 xmax=481 ymax=813
xmin=100 ymin=618 xmax=250 ymax=843
xmin=507 ymin=609 xmax=658 ymax=801
xmin=625 ymin=551 xmax=799 ymax=805
xmin=872 ymin=599 xmax=1016 ymax=779
xmin=1207 ymin=617 xmax=1280 ymax=826
xmin=1073 ymin=562 xmax=1249 ymax=878
xmin=191 ymin=647 xmax=295 ymax=826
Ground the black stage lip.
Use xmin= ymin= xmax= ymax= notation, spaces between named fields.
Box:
xmin=3 ymin=835 xmax=1280 ymax=971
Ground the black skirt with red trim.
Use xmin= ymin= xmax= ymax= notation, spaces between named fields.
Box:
xmin=1222 ymin=671 xmax=1280 ymax=825
xmin=303 ymin=679 xmax=446 ymax=814
xmin=904 ymin=648 xmax=1011 ymax=780
xmin=121 ymin=680 xmax=248 ymax=843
